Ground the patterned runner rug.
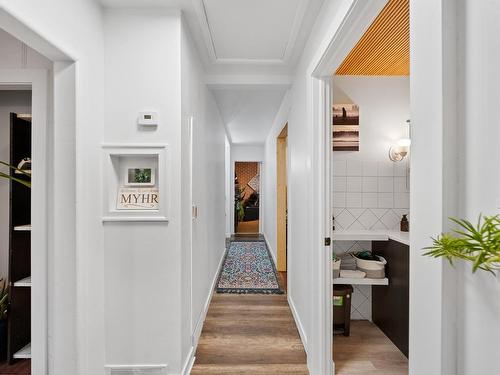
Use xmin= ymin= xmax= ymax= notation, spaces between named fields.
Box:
xmin=216 ymin=241 xmax=283 ymax=294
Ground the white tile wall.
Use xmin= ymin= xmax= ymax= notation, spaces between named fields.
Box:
xmin=362 ymin=177 xmax=378 ymax=192
xmin=346 ymin=192 xmax=362 ymax=208
xmin=346 ymin=160 xmax=363 ymax=176
xmin=333 ymin=176 xmax=347 ymax=192
xmin=332 ymin=159 xmax=411 ymax=320
xmin=346 ymin=177 xmax=362 ymax=192
xmin=378 ymin=177 xmax=394 ymax=193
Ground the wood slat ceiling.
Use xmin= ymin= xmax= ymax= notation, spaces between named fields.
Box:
xmin=335 ymin=0 xmax=409 ymax=76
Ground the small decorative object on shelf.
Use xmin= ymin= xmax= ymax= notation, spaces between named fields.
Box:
xmin=332 ymin=253 xmax=341 ymax=279
xmin=353 ymin=251 xmax=387 ymax=279
xmin=16 ymin=158 xmax=31 ymax=172
xmin=400 ymin=214 xmax=409 ymax=232
xmin=425 ymin=214 xmax=500 ymax=274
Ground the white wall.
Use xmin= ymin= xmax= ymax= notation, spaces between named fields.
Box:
xmin=332 ymin=77 xmax=410 ymax=161
xmin=231 ymin=144 xmax=264 ymax=162
xmin=103 ymin=8 xmax=184 ymax=372
xmin=455 ymin=1 xmax=500 ymax=374
xmin=0 ymin=90 xmax=31 ymax=280
xmin=411 ymin=1 xmax=500 ymax=374
xmin=0 ymin=21 xmax=83 ymax=375
xmin=180 ymin=16 xmax=227 ymax=372
xmin=1 ymin=2 xmax=107 ymax=374
xmin=224 ymin=136 xmax=231 ymax=237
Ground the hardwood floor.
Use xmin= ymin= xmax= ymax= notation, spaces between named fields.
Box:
xmin=333 ymin=320 xmax=408 ymax=375
xmin=0 ymin=360 xmax=30 ymax=375
xmin=236 ymin=220 xmax=259 ymax=233
xmin=192 ymin=294 xmax=308 ymax=375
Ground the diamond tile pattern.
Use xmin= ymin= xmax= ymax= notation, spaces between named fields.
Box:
xmin=332 ymin=159 xmax=411 ymax=320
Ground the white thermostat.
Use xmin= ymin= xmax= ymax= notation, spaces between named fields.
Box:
xmin=138 ymin=111 xmax=158 ymax=127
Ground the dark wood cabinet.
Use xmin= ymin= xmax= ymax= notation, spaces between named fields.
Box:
xmin=372 ymin=239 xmax=409 ymax=357
xmin=7 ymin=113 xmax=32 ymax=363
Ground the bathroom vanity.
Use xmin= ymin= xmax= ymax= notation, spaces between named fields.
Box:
xmin=372 ymin=239 xmax=409 ymax=357
xmin=332 ymin=230 xmax=410 ymax=357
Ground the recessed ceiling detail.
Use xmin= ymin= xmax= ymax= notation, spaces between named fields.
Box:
xmin=202 ymin=0 xmax=304 ymax=63
xmin=335 ymin=0 xmax=409 ymax=76
xmin=213 ymin=89 xmax=288 ymax=144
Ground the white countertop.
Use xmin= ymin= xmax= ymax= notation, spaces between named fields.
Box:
xmin=332 ymin=230 xmax=410 ymax=246
xmin=333 ymin=277 xmax=389 ymax=286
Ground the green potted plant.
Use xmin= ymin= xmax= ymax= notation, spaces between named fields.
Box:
xmin=425 ymin=215 xmax=500 ymax=274
xmin=235 ymin=185 xmax=245 ymax=222
xmin=0 ymin=278 xmax=8 ymax=361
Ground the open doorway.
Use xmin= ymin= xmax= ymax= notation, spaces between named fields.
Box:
xmin=0 ymin=19 xmax=74 ymax=374
xmin=330 ymin=0 xmax=410 ymax=374
xmin=234 ymin=162 xmax=260 ymax=234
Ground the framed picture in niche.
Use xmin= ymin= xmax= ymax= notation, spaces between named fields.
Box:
xmin=332 ymin=104 xmax=360 ymax=151
xmin=102 ymin=144 xmax=169 ymax=222
xmin=125 ymin=168 xmax=155 ymax=186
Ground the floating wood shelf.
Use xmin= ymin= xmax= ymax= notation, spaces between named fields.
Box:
xmin=13 ymin=276 xmax=31 ymax=287
xmin=13 ymin=343 xmax=31 ymax=359
xmin=333 ymin=277 xmax=389 ymax=286
xmin=14 ymin=224 xmax=31 ymax=231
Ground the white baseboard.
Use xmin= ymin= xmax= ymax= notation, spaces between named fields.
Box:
xmin=262 ymin=232 xmax=277 ymax=267
xmin=288 ymin=295 xmax=308 ymax=354
xmin=181 ymin=347 xmax=195 ymax=375
xmin=182 ymin=247 xmax=226 ymax=375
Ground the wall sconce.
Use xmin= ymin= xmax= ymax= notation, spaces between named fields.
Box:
xmin=389 ymin=120 xmax=411 ymax=162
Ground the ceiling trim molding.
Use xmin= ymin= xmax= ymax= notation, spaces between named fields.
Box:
xmin=192 ymin=0 xmax=310 ymax=66
xmin=213 ymin=58 xmax=286 ymax=66
xmin=231 ymin=141 xmax=266 ymax=147
xmin=205 ymin=74 xmax=293 ymax=89
xmin=281 ymin=0 xmax=311 ymax=63
xmin=191 ymin=0 xmax=218 ymax=63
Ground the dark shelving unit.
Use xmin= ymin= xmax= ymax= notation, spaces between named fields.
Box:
xmin=7 ymin=113 xmax=32 ymax=363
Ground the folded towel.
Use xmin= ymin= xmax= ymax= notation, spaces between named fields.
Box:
xmin=340 ymin=270 xmax=366 ymax=279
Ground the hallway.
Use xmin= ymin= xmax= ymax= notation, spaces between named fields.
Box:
xmin=192 ymin=236 xmax=305 ymax=373
xmin=191 ymin=294 xmax=307 ymax=374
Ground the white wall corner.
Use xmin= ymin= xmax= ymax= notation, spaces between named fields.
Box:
xmin=181 ymin=347 xmax=195 ymax=375
xmin=288 ymin=295 xmax=308 ymax=354
xmin=263 ymin=232 xmax=277 ymax=267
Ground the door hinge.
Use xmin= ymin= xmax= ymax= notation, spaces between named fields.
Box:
xmin=324 ymin=237 xmax=331 ymax=246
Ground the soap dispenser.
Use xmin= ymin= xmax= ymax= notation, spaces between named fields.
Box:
xmin=400 ymin=214 xmax=409 ymax=232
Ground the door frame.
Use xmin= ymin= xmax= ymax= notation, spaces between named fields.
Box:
xmin=276 ymin=124 xmax=288 ymax=272
xmin=309 ymin=1 xmax=388 ymax=374
xmin=0 ymin=69 xmax=48 ymax=375
xmin=0 ymin=8 xmax=78 ymax=375
xmin=310 ymin=1 xmax=456 ymax=374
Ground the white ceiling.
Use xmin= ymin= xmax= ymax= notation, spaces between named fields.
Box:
xmin=203 ymin=0 xmax=302 ymax=62
xmin=213 ymin=88 xmax=287 ymax=144
xmin=99 ymin=0 xmax=325 ymax=145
